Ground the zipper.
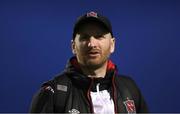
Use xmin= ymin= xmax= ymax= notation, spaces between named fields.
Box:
xmin=87 ymin=78 xmax=94 ymax=113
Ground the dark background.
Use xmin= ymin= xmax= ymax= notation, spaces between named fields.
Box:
xmin=0 ymin=0 xmax=180 ymax=112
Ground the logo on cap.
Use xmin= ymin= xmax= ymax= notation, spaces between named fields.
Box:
xmin=86 ymin=11 xmax=98 ymax=18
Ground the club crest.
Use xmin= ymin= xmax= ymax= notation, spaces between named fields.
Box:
xmin=123 ymin=97 xmax=136 ymax=113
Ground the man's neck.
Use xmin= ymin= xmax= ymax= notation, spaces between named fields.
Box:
xmin=80 ymin=62 xmax=108 ymax=78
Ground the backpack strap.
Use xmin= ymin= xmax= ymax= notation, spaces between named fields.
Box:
xmin=52 ymin=74 xmax=71 ymax=112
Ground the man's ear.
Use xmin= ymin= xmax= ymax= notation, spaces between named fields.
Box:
xmin=71 ymin=40 xmax=76 ymax=54
xmin=110 ymin=37 xmax=115 ymax=53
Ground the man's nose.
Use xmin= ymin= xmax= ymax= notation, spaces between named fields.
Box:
xmin=88 ymin=36 xmax=97 ymax=47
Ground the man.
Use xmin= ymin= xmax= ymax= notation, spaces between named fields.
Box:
xmin=30 ymin=11 xmax=148 ymax=113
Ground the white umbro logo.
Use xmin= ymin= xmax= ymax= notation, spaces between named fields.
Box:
xmin=68 ymin=108 xmax=80 ymax=114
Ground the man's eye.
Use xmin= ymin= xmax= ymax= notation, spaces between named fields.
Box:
xmin=79 ymin=35 xmax=90 ymax=40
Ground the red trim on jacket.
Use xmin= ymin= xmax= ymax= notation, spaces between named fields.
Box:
xmin=107 ymin=60 xmax=116 ymax=71
xmin=112 ymin=72 xmax=118 ymax=113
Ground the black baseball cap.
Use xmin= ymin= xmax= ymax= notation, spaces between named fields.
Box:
xmin=72 ymin=11 xmax=113 ymax=39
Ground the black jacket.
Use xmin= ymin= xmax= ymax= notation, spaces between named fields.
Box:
xmin=30 ymin=57 xmax=148 ymax=113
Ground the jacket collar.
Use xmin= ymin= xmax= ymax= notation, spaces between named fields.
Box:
xmin=64 ymin=56 xmax=118 ymax=90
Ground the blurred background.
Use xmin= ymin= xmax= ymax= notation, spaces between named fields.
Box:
xmin=0 ymin=0 xmax=180 ymax=112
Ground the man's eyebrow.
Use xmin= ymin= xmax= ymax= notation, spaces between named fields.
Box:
xmin=79 ymin=33 xmax=90 ymax=37
xmin=79 ymin=33 xmax=88 ymax=35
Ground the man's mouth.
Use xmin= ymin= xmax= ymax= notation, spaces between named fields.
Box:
xmin=87 ymin=50 xmax=100 ymax=57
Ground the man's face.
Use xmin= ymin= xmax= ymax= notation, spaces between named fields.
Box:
xmin=72 ymin=21 xmax=115 ymax=69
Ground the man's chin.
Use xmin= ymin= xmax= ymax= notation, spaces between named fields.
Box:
xmin=85 ymin=60 xmax=106 ymax=69
xmin=86 ymin=59 xmax=100 ymax=65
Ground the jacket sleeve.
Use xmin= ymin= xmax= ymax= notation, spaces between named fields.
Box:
xmin=29 ymin=84 xmax=55 ymax=113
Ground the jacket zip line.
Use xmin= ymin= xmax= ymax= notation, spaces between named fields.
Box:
xmin=87 ymin=78 xmax=94 ymax=113
xmin=86 ymin=71 xmax=117 ymax=113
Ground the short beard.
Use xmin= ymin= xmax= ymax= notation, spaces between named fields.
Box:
xmin=86 ymin=61 xmax=107 ymax=70
xmin=80 ymin=55 xmax=109 ymax=71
